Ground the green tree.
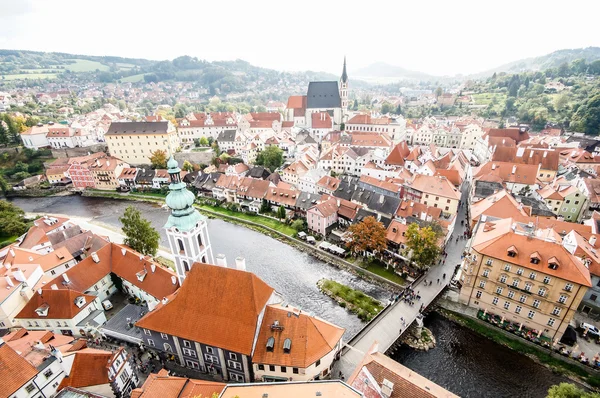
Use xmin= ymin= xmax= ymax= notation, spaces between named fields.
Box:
xmin=380 ymin=102 xmax=394 ymax=114
xmin=346 ymin=216 xmax=387 ymax=255
xmin=199 ymin=136 xmax=209 ymax=146
xmin=211 ymin=141 xmax=221 ymax=156
xmin=0 ymin=120 xmax=7 ymax=146
xmin=260 ymin=199 xmax=270 ymax=214
xmin=255 ymin=146 xmax=284 ymax=172
xmin=404 ymin=223 xmax=440 ymax=270
xmin=1 ymin=114 xmax=19 ymax=144
xmin=182 ymin=160 xmax=194 ymax=172
xmin=291 ymin=219 xmax=306 ymax=232
xmin=554 ymin=93 xmax=569 ymax=112
xmin=352 ymin=99 xmax=359 ymax=111
xmin=119 ymin=206 xmax=160 ymax=256
xmin=435 ymin=87 xmax=443 ymax=97
xmin=276 ymin=205 xmax=286 ymax=220
xmin=571 ymin=93 xmax=600 ymax=134
xmin=149 ymin=150 xmax=168 ymax=169
xmin=0 ymin=200 xmax=28 ymax=238
xmin=0 ymin=175 xmax=9 ymax=194
xmin=546 ymin=382 xmax=600 ymax=398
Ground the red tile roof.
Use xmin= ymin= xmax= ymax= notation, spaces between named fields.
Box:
xmin=58 ymin=350 xmax=112 ymax=389
xmin=487 ymin=128 xmax=530 ymax=143
xmin=132 ymin=371 xmax=225 ymax=398
xmin=385 ymin=142 xmax=410 ymax=166
xmin=16 ymin=290 xmax=96 ymax=320
xmin=311 ymin=112 xmax=333 ymax=129
xmin=287 ymin=96 xmax=306 ymax=110
xmin=0 ymin=343 xmax=39 ymax=398
xmin=136 ymin=263 xmax=274 ymax=355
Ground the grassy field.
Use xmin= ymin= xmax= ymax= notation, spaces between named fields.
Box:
xmin=197 ymin=205 xmax=296 ymax=236
xmin=63 ymin=59 xmax=110 ymax=72
xmin=121 ymin=73 xmax=146 ymax=82
xmin=320 ymin=279 xmax=383 ymax=321
xmin=472 ymin=92 xmax=507 ymax=105
xmin=1 ymin=73 xmax=58 ymax=80
xmin=361 ymin=259 xmax=405 ymax=285
xmin=192 ymin=147 xmax=211 ymax=152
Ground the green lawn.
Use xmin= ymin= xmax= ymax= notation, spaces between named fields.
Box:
xmin=0 ymin=235 xmax=18 ymax=248
xmin=320 ymin=279 xmax=383 ymax=321
xmin=1 ymin=73 xmax=58 ymax=80
xmin=197 ymin=205 xmax=296 ymax=236
xmin=472 ymin=92 xmax=507 ymax=105
xmin=121 ymin=73 xmax=146 ymax=83
xmin=130 ymin=191 xmax=167 ymax=198
xmin=192 ymin=147 xmax=211 ymax=152
xmin=63 ymin=59 xmax=110 ymax=72
xmin=362 ymin=260 xmax=405 ymax=285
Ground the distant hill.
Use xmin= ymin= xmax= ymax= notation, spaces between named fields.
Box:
xmin=353 ymin=62 xmax=435 ymax=82
xmin=475 ymin=47 xmax=600 ymax=77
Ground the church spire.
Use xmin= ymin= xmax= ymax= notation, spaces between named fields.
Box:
xmin=341 ymin=56 xmax=348 ymax=83
xmin=164 ymin=155 xmax=203 ymax=232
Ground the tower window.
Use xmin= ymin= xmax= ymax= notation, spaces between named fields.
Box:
xmin=178 ymin=239 xmax=185 ymax=254
xmin=183 ymin=261 xmax=190 ymax=272
xmin=197 ymin=234 xmax=203 ymax=248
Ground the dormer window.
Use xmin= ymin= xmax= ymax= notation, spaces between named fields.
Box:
xmin=548 ymin=257 xmax=560 ymax=270
xmin=266 ymin=337 xmax=275 ymax=352
xmin=507 ymin=246 xmax=518 ymax=257
xmin=283 ymin=338 xmax=292 ymax=353
xmin=35 ymin=304 xmax=50 ymax=317
xmin=74 ymin=296 xmax=86 ymax=308
xmin=530 ymin=252 xmax=541 ymax=265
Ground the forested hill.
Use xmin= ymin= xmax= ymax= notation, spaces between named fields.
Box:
xmin=0 ymin=50 xmax=345 ymax=91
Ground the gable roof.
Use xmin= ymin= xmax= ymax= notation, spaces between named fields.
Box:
xmin=58 ymin=350 xmax=112 ymax=389
xmin=487 ymin=128 xmax=530 ymax=143
xmin=252 ymin=305 xmax=344 ymax=368
xmin=474 ymin=161 xmax=539 ymax=185
xmin=287 ymin=95 xmax=307 ymax=110
xmin=493 ymin=146 xmax=559 ymax=171
xmin=136 ymin=263 xmax=274 ymax=355
xmin=385 ymin=142 xmax=410 ymax=166
xmin=307 ymin=82 xmax=341 ymax=109
xmin=132 ymin=370 xmax=225 ymax=398
xmin=409 ymin=175 xmax=461 ymax=200
xmin=106 ymin=122 xmax=170 ymax=136
xmin=470 ymin=190 xmax=529 ymax=224
xmin=311 ymin=112 xmax=333 ymax=129
xmin=16 ymin=290 xmax=96 ymax=320
xmin=0 ymin=342 xmax=39 ymax=398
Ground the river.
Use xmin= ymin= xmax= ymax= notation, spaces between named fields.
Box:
xmin=10 ymin=196 xmax=572 ymax=397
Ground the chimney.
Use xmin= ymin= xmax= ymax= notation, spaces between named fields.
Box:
xmin=63 ymin=273 xmax=70 ymax=284
xmin=9 ymin=249 xmax=15 ymax=257
xmin=13 ymin=269 xmax=26 ymax=282
xmin=512 ymin=165 xmax=516 ymax=174
xmin=381 ymin=379 xmax=394 ymax=398
xmin=235 ymin=257 xmax=246 ymax=271
xmin=148 ymin=300 xmax=157 ymax=311
xmin=591 ymin=236 xmax=597 ymax=247
xmin=162 ymin=297 xmax=169 ymax=305
xmin=51 ymin=284 xmax=58 ymax=290
xmin=543 ymin=151 xmax=548 ymax=158
xmin=216 ymin=254 xmax=227 ymax=267
xmin=171 ymin=276 xmax=177 ymax=285
xmin=529 ymin=150 xmax=534 ymax=158
xmin=5 ymin=276 xmax=14 ymax=287
xmin=492 ymin=164 xmax=496 ymax=170
xmin=91 ymin=252 xmax=100 ymax=263
xmin=151 ymin=263 xmax=156 ymax=273
xmin=121 ymin=248 xmax=126 ymax=256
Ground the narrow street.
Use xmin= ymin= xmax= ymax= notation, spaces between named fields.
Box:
xmin=334 ymin=182 xmax=471 ymax=379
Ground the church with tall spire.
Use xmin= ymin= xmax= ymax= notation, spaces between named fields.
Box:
xmin=164 ymin=155 xmax=214 ymax=284
xmin=340 ymin=56 xmax=349 ymax=116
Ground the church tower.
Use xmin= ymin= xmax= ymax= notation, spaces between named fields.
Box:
xmin=340 ymin=56 xmax=349 ymax=116
xmin=164 ymin=156 xmax=214 ymax=284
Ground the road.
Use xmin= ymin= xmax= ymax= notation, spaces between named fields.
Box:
xmin=334 ymin=182 xmax=471 ymax=379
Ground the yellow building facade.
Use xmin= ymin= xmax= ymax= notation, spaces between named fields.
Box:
xmin=105 ymin=121 xmax=179 ymax=165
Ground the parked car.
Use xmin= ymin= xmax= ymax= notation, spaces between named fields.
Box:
xmin=580 ymin=322 xmax=600 ymax=337
xmin=102 ymin=299 xmax=114 ymax=311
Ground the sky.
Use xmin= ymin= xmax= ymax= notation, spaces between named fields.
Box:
xmin=1 ymin=0 xmax=599 ymax=76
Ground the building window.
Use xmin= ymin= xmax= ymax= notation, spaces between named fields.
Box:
xmin=508 ymin=290 xmax=515 ymax=299
xmin=538 ymin=288 xmax=546 ymax=297
xmin=206 ymin=346 xmax=214 ymax=354
xmin=543 ymin=276 xmax=551 ymax=284
xmin=486 ymin=259 xmax=493 ymax=266
xmin=552 ymin=307 xmax=561 ymax=316
xmin=500 ymin=275 xmax=507 ymax=283
xmin=564 ymin=283 xmax=573 ymax=291
xmin=503 ymin=301 xmax=510 ymax=310
xmin=161 ymin=333 xmax=168 ymax=340
xmin=205 ymin=354 xmax=218 ymax=363
xmin=533 ymin=300 xmax=541 ymax=308
xmin=183 ymin=348 xmax=196 ymax=357
xmin=529 ymin=272 xmax=536 ymax=280
xmin=281 ymin=366 xmax=287 ymax=373
xmin=504 ymin=264 xmax=511 ymax=272
xmin=183 ymin=340 xmax=191 ymax=348
xmin=228 ymin=360 xmax=242 ymax=370
xmin=44 ymin=369 xmax=53 ymax=378
xmin=591 ymin=294 xmax=598 ymax=302
xmin=515 ymin=305 xmax=522 ymax=314
xmin=293 ymin=367 xmax=299 ymax=374
xmin=492 ymin=297 xmax=499 ymax=305
xmin=548 ymin=318 xmax=556 ymax=327
xmin=164 ymin=343 xmax=173 ymax=352
xmin=559 ymin=294 xmax=568 ymax=304
xmin=258 ymin=364 xmax=264 ymax=370
xmin=517 ymin=268 xmax=523 ymax=276
xmin=528 ymin=310 xmax=535 ymax=319
xmin=479 ymin=280 xmax=486 ymax=288
xmin=476 ymin=291 xmax=482 ymax=299
xmin=316 ymin=359 xmax=321 ymax=367
xmin=483 ymin=269 xmax=490 ymax=278
xmin=512 ymin=279 xmax=519 ymax=288
xmin=496 ymin=287 xmax=503 ymax=295
xmin=269 ymin=365 xmax=275 ymax=372
xmin=25 ymin=384 xmax=35 ymax=393
xmin=524 ymin=283 xmax=532 ymax=292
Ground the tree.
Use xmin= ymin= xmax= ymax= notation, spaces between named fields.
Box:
xmin=571 ymin=94 xmax=600 ymax=135
xmin=547 ymin=382 xmax=600 ymax=398
xmin=404 ymin=223 xmax=440 ymax=270
xmin=0 ymin=175 xmax=9 ymax=195
xmin=199 ymin=136 xmax=209 ymax=146
xmin=276 ymin=205 xmax=286 ymax=220
xmin=255 ymin=146 xmax=284 ymax=172
xmin=149 ymin=150 xmax=167 ymax=169
xmin=554 ymin=93 xmax=569 ymax=112
xmin=119 ymin=206 xmax=160 ymax=256
xmin=182 ymin=160 xmax=194 ymax=172
xmin=352 ymin=99 xmax=359 ymax=111
xmin=381 ymin=102 xmax=394 ymax=114
xmin=346 ymin=216 xmax=387 ymax=255
xmin=291 ymin=219 xmax=306 ymax=232
xmin=435 ymin=87 xmax=443 ymax=98
xmin=0 ymin=200 xmax=28 ymax=238
xmin=260 ymin=199 xmax=271 ymax=214
xmin=0 ymin=120 xmax=8 ymax=146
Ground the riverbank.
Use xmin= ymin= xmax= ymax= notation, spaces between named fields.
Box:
xmin=438 ymin=308 xmax=600 ymax=390
xmin=318 ymin=279 xmax=383 ymax=322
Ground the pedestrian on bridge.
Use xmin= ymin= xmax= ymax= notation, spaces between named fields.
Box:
xmin=437 ymin=278 xmax=440 ymax=284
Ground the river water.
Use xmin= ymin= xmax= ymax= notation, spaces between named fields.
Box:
xmin=10 ymin=196 xmax=572 ymax=397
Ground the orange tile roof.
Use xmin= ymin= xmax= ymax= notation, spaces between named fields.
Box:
xmin=136 ymin=263 xmax=274 ymax=355
xmin=409 ymin=174 xmax=461 ymax=200
xmin=5 ymin=329 xmax=77 ymax=367
xmin=359 ymin=175 xmax=402 ymax=193
xmin=395 ymin=200 xmax=443 ymax=222
xmin=311 ymin=112 xmax=332 ymax=129
xmin=0 ymin=343 xmax=39 ymax=398
xmin=221 ymin=381 xmax=361 ymax=397
xmin=570 ymin=232 xmax=600 ymax=276
xmin=32 ymin=216 xmax=71 ymax=234
xmin=349 ymin=133 xmax=392 ymax=148
xmin=286 ymin=95 xmax=306 ymax=110
xmin=386 ymin=220 xmax=409 ymax=245
xmin=253 ymin=304 xmax=344 ymax=368
xmin=311 ymin=196 xmax=339 ymax=218
xmin=385 ymin=142 xmax=410 ymax=166
xmin=338 ymin=199 xmax=361 ymax=220
xmin=487 ymin=128 xmax=530 ymax=143
xmin=58 ymin=350 xmax=112 ymax=389
xmin=434 ymin=169 xmax=462 ymax=186
xmin=16 ymin=289 xmax=96 ymax=320
xmin=469 ymin=190 xmax=529 ymax=225
xmin=316 ymin=176 xmax=340 ymax=191
xmin=267 ymin=187 xmax=300 ymax=207
xmin=493 ymin=146 xmax=559 ymax=171
xmin=472 ymin=219 xmax=592 ymax=286
xmin=132 ymin=371 xmax=225 ymax=398
xmin=474 ymin=161 xmax=539 ymax=185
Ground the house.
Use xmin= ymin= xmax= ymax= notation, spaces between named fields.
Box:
xmin=285 ymin=95 xmax=307 ymax=126
xmin=577 ymin=177 xmax=600 ymax=219
xmin=536 ymin=180 xmax=586 ymax=222
xmin=307 ymin=196 xmax=339 ymax=236
xmin=404 ymin=174 xmax=461 ymax=215
xmin=215 ymin=130 xmax=237 ymax=153
xmin=151 ymin=169 xmax=170 ymax=189
xmin=236 ymin=178 xmax=271 ymax=212
xmin=136 ymin=263 xmax=281 ymax=382
xmin=2 ymin=246 xmax=76 ymax=279
xmin=20 ymin=124 xmax=50 ymax=149
xmin=225 ymin=163 xmax=250 ymax=177
xmin=0 ymin=262 xmax=44 ymax=329
xmin=493 ymin=147 xmax=559 ymax=182
xmin=459 ymin=217 xmax=592 ymax=341
xmin=266 ymin=187 xmax=300 ymax=212
xmin=213 ymin=175 xmax=241 ymax=202
xmin=562 ymin=232 xmax=600 ymax=317
xmin=386 ymin=220 xmax=410 ymax=258
xmin=316 ymin=175 xmax=341 ymax=195
xmin=473 ymin=162 xmax=540 ymax=195
xmin=117 ymin=168 xmax=138 ymax=189
xmin=309 ymin=112 xmax=333 ymax=142
xmin=13 ymin=175 xmax=45 ymax=191
xmin=47 ymin=125 xmax=77 ymax=149
xmin=247 ymin=166 xmax=270 ymax=180
xmin=46 ymin=167 xmax=71 ymax=185
xmin=66 ymin=153 xmax=108 ymax=190
xmin=134 ymin=168 xmax=155 ymax=190
xmin=252 ymin=304 xmax=344 ymax=382
xmin=358 ymin=175 xmax=402 ymax=198
xmin=294 ymin=191 xmax=322 ymax=217
xmin=468 ymin=190 xmax=530 ymax=230
xmin=337 ymin=199 xmax=361 ymax=228
xmin=486 ymin=128 xmax=530 ymax=144
xmin=219 ymin=380 xmax=361 ymax=397
xmin=306 ymin=82 xmax=343 ymax=127
xmin=177 ymin=112 xmax=237 ymax=143
xmin=88 ymin=157 xmax=129 ymax=191
xmin=131 ymin=369 xmax=225 ymax=398
xmin=18 ymin=216 xmax=74 ymax=253
xmin=298 ymin=169 xmax=328 ymax=194
xmin=105 ymin=121 xmax=180 ymax=165
xmin=349 ymin=342 xmax=458 ymax=398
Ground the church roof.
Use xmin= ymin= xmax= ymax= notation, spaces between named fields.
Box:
xmin=307 ymin=82 xmax=341 ymax=109
xmin=341 ymin=57 xmax=348 ymax=83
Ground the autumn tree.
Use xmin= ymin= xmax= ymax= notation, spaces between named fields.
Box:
xmin=404 ymin=223 xmax=440 ymax=270
xmin=199 ymin=137 xmax=209 ymax=146
xmin=346 ymin=216 xmax=387 ymax=255
xmin=149 ymin=150 xmax=167 ymax=169
xmin=119 ymin=206 xmax=160 ymax=256
xmin=182 ymin=160 xmax=194 ymax=172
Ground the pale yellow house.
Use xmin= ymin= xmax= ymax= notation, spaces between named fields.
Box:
xmin=105 ymin=121 xmax=179 ymax=165
xmin=459 ymin=217 xmax=591 ymax=341
xmin=89 ymin=156 xmax=129 ymax=190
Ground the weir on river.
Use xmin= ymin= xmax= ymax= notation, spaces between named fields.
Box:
xmin=10 ymin=196 xmax=572 ymax=397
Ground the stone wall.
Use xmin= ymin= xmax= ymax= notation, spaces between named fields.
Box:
xmin=174 ymin=151 xmax=213 ymax=167
xmin=52 ymin=144 xmax=108 ymax=159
